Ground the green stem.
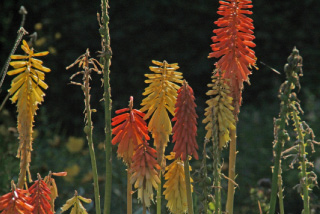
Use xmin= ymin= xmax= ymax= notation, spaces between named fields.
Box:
xmin=269 ymin=139 xmax=283 ymax=214
xmin=156 ymin=172 xmax=162 ymax=214
xmin=184 ymin=157 xmax=194 ymax=214
xmin=226 ymin=128 xmax=237 ymax=214
xmin=202 ymin=139 xmax=209 ymax=213
xmin=278 ymin=167 xmax=284 ymax=214
xmin=84 ymin=68 xmax=101 ymax=214
xmin=127 ymin=170 xmax=132 ymax=214
xmin=292 ymin=110 xmax=310 ymax=214
xmin=100 ymin=0 xmax=112 ymax=213
xmin=213 ymin=143 xmax=221 ymax=214
xmin=212 ymin=119 xmax=221 ymax=214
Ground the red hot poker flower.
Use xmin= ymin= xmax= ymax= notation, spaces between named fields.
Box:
xmin=0 ymin=182 xmax=34 ymax=214
xmin=172 ymin=80 xmax=199 ymax=161
xmin=29 ymin=174 xmax=53 ymax=214
xmin=112 ymin=96 xmax=149 ymax=165
xmin=208 ymin=0 xmax=257 ymax=110
xmin=129 ymin=141 xmax=161 ymax=207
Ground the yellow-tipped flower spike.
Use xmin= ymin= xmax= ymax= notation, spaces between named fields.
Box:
xmin=7 ymin=40 xmax=50 ymax=187
xmin=129 ymin=141 xmax=161 ymax=207
xmin=202 ymin=70 xmax=236 ymax=149
xmin=141 ymin=60 xmax=183 ymax=168
xmin=163 ymin=152 xmax=193 ymax=214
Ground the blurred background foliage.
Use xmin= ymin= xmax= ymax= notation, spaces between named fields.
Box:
xmin=1 ymin=0 xmax=320 ymax=213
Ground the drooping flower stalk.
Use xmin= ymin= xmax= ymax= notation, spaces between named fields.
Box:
xmin=7 ymin=40 xmax=50 ymax=189
xmin=98 ymin=0 xmax=112 ymax=213
xmin=129 ymin=141 xmax=161 ymax=209
xmin=141 ymin=60 xmax=183 ymax=213
xmin=203 ymin=70 xmax=236 ymax=214
xmin=171 ymin=80 xmax=198 ymax=214
xmin=163 ymin=152 xmax=193 ymax=214
xmin=208 ymin=1 xmax=257 ymax=213
xmin=66 ymin=49 xmax=102 ymax=214
xmin=112 ymin=96 xmax=149 ymax=214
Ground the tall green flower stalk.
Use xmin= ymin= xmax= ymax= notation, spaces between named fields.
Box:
xmin=269 ymin=47 xmax=318 ymax=214
xmin=67 ymin=49 xmax=102 ymax=214
xmin=98 ymin=0 xmax=112 ymax=213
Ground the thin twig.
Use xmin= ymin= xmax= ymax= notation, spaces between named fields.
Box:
xmin=0 ymin=6 xmax=29 ymax=90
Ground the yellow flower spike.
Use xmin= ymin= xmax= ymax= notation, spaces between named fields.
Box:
xmin=163 ymin=152 xmax=193 ymax=214
xmin=141 ymin=60 xmax=183 ymax=169
xmin=203 ymin=70 xmax=236 ymax=149
xmin=7 ymin=40 xmax=50 ymax=188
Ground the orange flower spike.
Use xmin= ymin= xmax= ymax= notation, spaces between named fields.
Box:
xmin=112 ymin=96 xmax=149 ymax=164
xmin=0 ymin=182 xmax=34 ymax=214
xmin=130 ymin=141 xmax=161 ymax=207
xmin=209 ymin=0 xmax=257 ymax=108
xmin=172 ymin=80 xmax=199 ymax=161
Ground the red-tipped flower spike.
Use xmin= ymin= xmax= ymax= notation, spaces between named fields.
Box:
xmin=129 ymin=141 xmax=161 ymax=207
xmin=112 ymin=96 xmax=150 ymax=164
xmin=208 ymin=0 xmax=257 ymax=110
xmin=29 ymin=174 xmax=53 ymax=214
xmin=172 ymin=80 xmax=198 ymax=161
xmin=0 ymin=181 xmax=34 ymax=214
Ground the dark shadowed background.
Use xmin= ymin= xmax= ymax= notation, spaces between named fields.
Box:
xmin=1 ymin=0 xmax=320 ymax=213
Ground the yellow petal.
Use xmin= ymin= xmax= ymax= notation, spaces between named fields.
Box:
xmin=7 ymin=67 xmax=26 ymax=76
xmin=32 ymin=61 xmax=51 ymax=72
xmin=9 ymin=61 xmax=27 ymax=69
xmin=8 ymin=74 xmax=26 ymax=95
xmin=33 ymin=51 xmax=49 ymax=57
xmin=10 ymin=55 xmax=29 ymax=60
xmin=31 ymin=58 xmax=44 ymax=65
xmin=31 ymin=74 xmax=48 ymax=89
